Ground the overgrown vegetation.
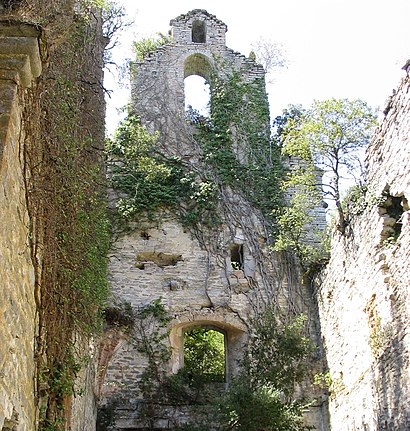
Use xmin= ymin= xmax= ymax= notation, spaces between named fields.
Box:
xmin=107 ymin=114 xmax=220 ymax=227
xmin=217 ymin=311 xmax=314 ymax=431
xmin=270 ymin=99 xmax=376 ymax=268
xmin=184 ymin=328 xmax=225 ymax=384
xmin=19 ymin=1 xmax=118 ymax=429
xmin=132 ymin=301 xmax=314 ymax=430
xmin=269 ymin=105 xmax=327 ymax=268
xmin=133 ymin=33 xmax=171 ymax=61
xmin=108 ymin=71 xmax=284 ymax=234
xmin=104 ymin=37 xmax=379 ymax=431
xmin=279 ymin=98 xmax=377 ymax=233
xmin=199 ymin=71 xmax=284 ymax=218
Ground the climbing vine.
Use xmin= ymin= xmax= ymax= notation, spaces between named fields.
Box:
xmin=107 ymin=114 xmax=220 ymax=228
xmin=198 ymin=71 xmax=284 ymax=218
xmin=20 ymin=2 xmax=121 ymax=429
xmin=105 ymin=48 xmax=320 ymax=430
xmin=126 ymin=300 xmax=314 ymax=431
xmin=108 ymin=71 xmax=284 ymax=237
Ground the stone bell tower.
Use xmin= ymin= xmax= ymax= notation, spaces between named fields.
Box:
xmin=100 ymin=9 xmax=325 ymax=430
xmin=131 ymin=9 xmax=265 ymax=139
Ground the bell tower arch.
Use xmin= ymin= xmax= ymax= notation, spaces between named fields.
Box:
xmin=131 ymin=9 xmax=265 ymax=134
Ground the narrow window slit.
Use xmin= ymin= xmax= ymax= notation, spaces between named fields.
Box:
xmin=230 ymin=244 xmax=243 ymax=270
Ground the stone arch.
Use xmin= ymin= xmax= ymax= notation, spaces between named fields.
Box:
xmin=184 ymin=53 xmax=212 ymax=116
xmin=96 ymin=329 xmax=128 ymax=397
xmin=184 ymin=53 xmax=212 ymax=80
xmin=192 ymin=20 xmax=206 ymax=43
xmin=169 ymin=315 xmax=247 ymax=383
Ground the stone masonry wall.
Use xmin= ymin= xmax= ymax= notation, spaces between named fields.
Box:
xmin=0 ymin=23 xmax=42 ymax=431
xmin=0 ymin=4 xmax=107 ymax=430
xmin=103 ymin=10 xmax=325 ymax=430
xmin=315 ymin=63 xmax=410 ymax=430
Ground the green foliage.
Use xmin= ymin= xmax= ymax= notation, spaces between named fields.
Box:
xmin=43 ymin=354 xmax=83 ymax=399
xmin=342 ymin=184 xmax=369 ymax=216
xmin=103 ymin=301 xmax=134 ymax=331
xmin=217 ymin=310 xmax=314 ymax=431
xmin=183 ymin=328 xmax=225 ymax=383
xmin=108 ymin=116 xmax=185 ymax=218
xmin=272 ymin=105 xmax=305 ymax=144
xmin=281 ymin=98 xmax=377 ymax=232
xmin=107 ymin=114 xmax=220 ymax=228
xmin=196 ymin=72 xmax=284 ymax=218
xmin=109 ymin=70 xmax=284 ymax=239
xmin=132 ymin=300 xmax=172 ymax=406
xmin=369 ymin=316 xmax=393 ymax=358
xmin=70 ymin=204 xmax=110 ymax=334
xmin=313 ymin=371 xmax=333 ymax=390
xmin=29 ymin=8 xmax=111 ymax=430
xmin=132 ymin=300 xmax=314 ymax=430
xmin=271 ymin=106 xmax=329 ymax=269
xmin=244 ymin=312 xmax=314 ymax=396
xmin=272 ymin=189 xmax=327 ymax=270
xmin=282 ymin=98 xmax=376 ymax=165
xmin=219 ymin=383 xmax=310 ymax=431
xmin=133 ymin=33 xmax=170 ymax=61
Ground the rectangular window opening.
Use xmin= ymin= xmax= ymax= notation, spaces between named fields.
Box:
xmin=230 ymin=244 xmax=243 ymax=270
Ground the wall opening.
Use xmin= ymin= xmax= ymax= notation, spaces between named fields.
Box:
xmin=379 ymin=191 xmax=408 ymax=242
xmin=184 ymin=54 xmax=212 ymax=119
xmin=230 ymin=244 xmax=244 ymax=270
xmin=169 ymin=319 xmax=247 ymax=384
xmin=184 ymin=75 xmax=210 ymax=118
xmin=192 ymin=20 xmax=206 ymax=43
xmin=183 ymin=327 xmax=226 ymax=383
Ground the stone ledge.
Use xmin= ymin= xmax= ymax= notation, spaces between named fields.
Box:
xmin=0 ymin=23 xmax=42 ymax=163
xmin=0 ymin=80 xmax=17 ymax=161
xmin=0 ymin=53 xmax=32 ymax=87
xmin=0 ymin=35 xmax=42 ymax=86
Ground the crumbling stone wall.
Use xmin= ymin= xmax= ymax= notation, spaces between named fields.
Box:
xmin=0 ymin=22 xmax=42 ymax=431
xmin=315 ymin=63 xmax=410 ymax=430
xmin=130 ymin=9 xmax=265 ymax=145
xmin=0 ymin=2 xmax=107 ymax=431
xmin=103 ymin=9 xmax=325 ymax=430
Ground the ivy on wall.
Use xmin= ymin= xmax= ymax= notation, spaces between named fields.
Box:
xmin=199 ymin=72 xmax=284 ymax=218
xmin=104 ymin=300 xmax=314 ymax=431
xmin=108 ymin=71 xmax=285 ymax=240
xmin=107 ymin=114 xmax=220 ymax=228
xmin=20 ymin=2 xmax=117 ymax=429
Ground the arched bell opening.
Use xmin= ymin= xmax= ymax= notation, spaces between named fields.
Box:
xmin=184 ymin=53 xmax=212 ymax=119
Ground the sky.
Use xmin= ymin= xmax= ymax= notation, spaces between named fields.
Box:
xmin=104 ymin=0 xmax=410 ymax=134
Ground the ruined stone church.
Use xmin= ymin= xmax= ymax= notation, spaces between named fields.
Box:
xmin=0 ymin=3 xmax=409 ymax=431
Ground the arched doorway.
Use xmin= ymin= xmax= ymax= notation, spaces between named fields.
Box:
xmin=183 ymin=327 xmax=226 ymax=383
xmin=169 ymin=318 xmax=247 ymax=383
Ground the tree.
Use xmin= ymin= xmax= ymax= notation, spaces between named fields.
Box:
xmin=271 ymin=105 xmax=328 ymax=269
xmin=281 ymin=98 xmax=377 ymax=232
xmin=272 ymin=105 xmax=305 ymax=142
xmin=218 ymin=311 xmax=314 ymax=431
xmin=250 ymin=37 xmax=287 ymax=82
xmin=183 ymin=328 xmax=225 ymax=383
